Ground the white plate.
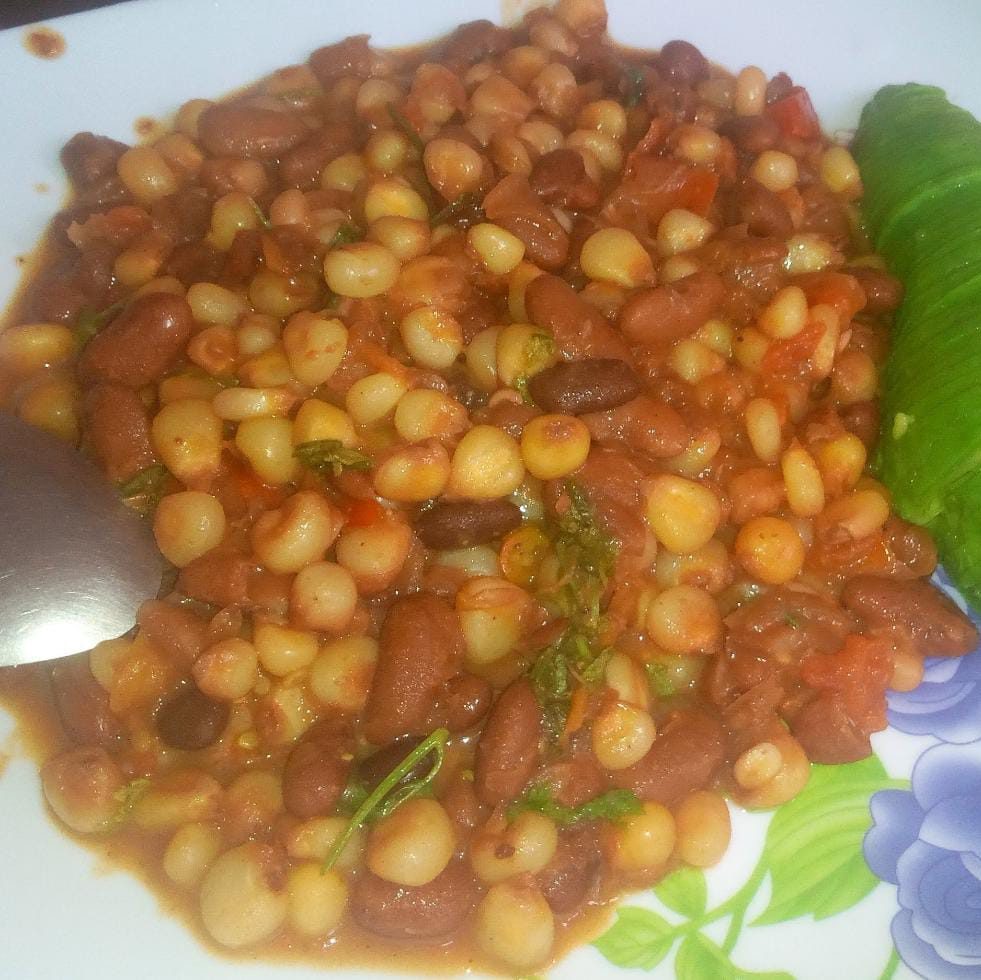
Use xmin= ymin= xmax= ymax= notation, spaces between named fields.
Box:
xmin=2 ymin=2 xmax=981 ymax=979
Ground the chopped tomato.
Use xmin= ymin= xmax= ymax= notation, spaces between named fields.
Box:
xmin=795 ymin=270 xmax=867 ymax=321
xmin=766 ymin=86 xmax=821 ymax=140
xmin=679 ymin=168 xmax=720 ymax=217
xmin=229 ymin=457 xmax=287 ymax=509
xmin=344 ymin=497 xmax=386 ymax=527
xmin=800 ymin=633 xmax=892 ymax=735
xmin=762 ymin=317 xmax=824 ymax=375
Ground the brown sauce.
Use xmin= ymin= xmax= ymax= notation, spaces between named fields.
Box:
xmin=24 ymin=26 xmax=66 ymax=60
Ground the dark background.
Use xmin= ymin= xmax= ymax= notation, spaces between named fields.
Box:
xmin=1 ymin=0 xmax=132 ymax=29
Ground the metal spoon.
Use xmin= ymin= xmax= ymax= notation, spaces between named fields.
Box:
xmin=0 ymin=412 xmax=163 ymax=667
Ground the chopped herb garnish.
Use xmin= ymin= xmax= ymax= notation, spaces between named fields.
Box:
xmin=295 ymin=439 xmax=373 ymax=477
xmin=514 ymin=332 xmax=556 ymax=405
xmin=117 ymin=463 xmax=169 ymax=514
xmin=329 ymin=222 xmax=363 ymax=248
xmin=507 ymin=784 xmax=642 ymax=826
xmin=106 ymin=776 xmax=151 ymax=829
xmin=249 ymin=197 xmax=272 ymax=229
xmin=74 ymin=299 xmax=126 ymax=347
xmin=645 ymin=660 xmax=677 ymax=698
xmin=622 ymin=64 xmax=647 ymax=108
xmin=338 ymin=777 xmax=370 ymax=816
xmin=386 ymin=103 xmax=425 ymax=154
xmin=784 ymin=612 xmax=801 ymax=630
xmin=429 ymin=191 xmax=485 ymax=228
xmin=323 ymin=727 xmax=449 ymax=872
xmin=528 ymin=482 xmax=618 ymax=738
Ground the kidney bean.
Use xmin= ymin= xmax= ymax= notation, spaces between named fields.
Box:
xmin=415 ymin=499 xmax=522 ymax=550
xmin=847 ymin=266 xmax=905 ymax=315
xmin=790 ymin=694 xmax=875 ymax=765
xmin=149 ymin=188 xmax=212 ymax=246
xmin=351 ymin=860 xmax=480 ymax=939
xmin=529 ymin=149 xmax=601 ymax=210
xmin=618 ymin=271 xmax=725 ymax=346
xmin=883 ymin=518 xmax=938 ymax=579
xmin=840 ymin=400 xmax=880 ymax=450
xmin=308 ymin=35 xmax=375 ymax=84
xmin=612 ymin=710 xmax=725 ymax=805
xmin=537 ymin=825 xmax=602 ymax=915
xmin=61 ymin=132 xmax=129 ymax=190
xmin=658 ymin=40 xmax=709 ymax=85
xmin=433 ymin=672 xmax=493 ymax=733
xmin=282 ymin=719 xmax=352 ymax=819
xmin=719 ymin=115 xmax=780 ymax=156
xmin=137 ymin=600 xmax=210 ymax=666
xmin=363 ymin=594 xmax=464 ymax=745
xmin=358 ymin=736 xmax=425 ymax=791
xmin=482 ymin=175 xmax=570 ymax=272
xmin=83 ymin=384 xmax=157 ymax=483
xmin=842 ymin=575 xmax=979 ymax=657
xmin=78 ymin=293 xmax=194 ymax=388
xmin=176 ymin=550 xmax=256 ymax=608
xmin=279 ymin=123 xmax=358 ymax=190
xmin=732 ymin=180 xmax=793 ymax=238
xmin=582 ymin=395 xmax=689 ymax=458
xmin=440 ymin=20 xmax=511 ymax=69
xmin=525 ymin=274 xmax=631 ymax=361
xmin=155 ymin=683 xmax=229 ymax=750
xmin=474 ymin=678 xmax=542 ymax=806
xmin=50 ymin=656 xmax=122 ymax=747
xmin=197 ymin=104 xmax=309 ymax=160
xmin=527 ymin=359 xmax=640 ymax=415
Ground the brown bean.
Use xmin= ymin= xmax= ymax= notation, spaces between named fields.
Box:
xmin=308 ymin=35 xmax=375 ymax=84
xmin=474 ymin=678 xmax=542 ymax=806
xmin=358 ymin=736 xmax=425 ymax=791
xmin=351 ymin=860 xmax=480 ymax=939
xmin=842 ymin=575 xmax=979 ymax=658
xmin=618 ymin=271 xmax=725 ymax=346
xmin=658 ymin=40 xmax=709 ymax=85
xmin=281 ymin=720 xmax=352 ymax=819
xmin=363 ymin=594 xmax=464 ymax=745
xmin=482 ymin=175 xmax=570 ymax=272
xmin=177 ymin=550 xmax=256 ymax=608
xmin=847 ymin=266 xmax=904 ymax=315
xmin=83 ymin=383 xmax=157 ymax=483
xmin=279 ymin=123 xmax=358 ymax=190
xmin=197 ymin=104 xmax=309 ymax=160
xmin=440 ymin=20 xmax=511 ymax=70
xmin=536 ymin=825 xmax=602 ymax=915
xmin=733 ymin=180 xmax=793 ymax=239
xmin=415 ymin=500 xmax=522 ymax=550
xmin=529 ymin=149 xmax=601 ymax=210
xmin=883 ymin=518 xmax=938 ymax=579
xmin=525 ymin=274 xmax=631 ymax=361
xmin=719 ymin=115 xmax=780 ymax=156
xmin=841 ymin=400 xmax=880 ymax=450
xmin=61 ymin=132 xmax=128 ymax=190
xmin=78 ymin=293 xmax=194 ymax=388
xmin=50 ymin=656 xmax=122 ymax=747
xmin=612 ymin=710 xmax=725 ymax=806
xmin=528 ymin=359 xmax=641 ymax=415
xmin=582 ymin=395 xmax=689 ymax=458
xmin=155 ymin=683 xmax=229 ymax=750
xmin=137 ymin=600 xmax=210 ymax=667
xmin=433 ymin=672 xmax=493 ymax=733
xmin=790 ymin=694 xmax=876 ymax=765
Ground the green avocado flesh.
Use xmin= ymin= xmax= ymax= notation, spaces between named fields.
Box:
xmin=853 ymin=84 xmax=981 ymax=607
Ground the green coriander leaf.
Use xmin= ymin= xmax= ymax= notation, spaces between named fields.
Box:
xmin=249 ymin=197 xmax=272 ymax=229
xmin=622 ymin=64 xmax=647 ymax=108
xmin=645 ymin=660 xmax=676 ymax=698
xmin=508 ymin=784 xmax=642 ymax=826
xmin=429 ymin=191 xmax=485 ymax=228
xmin=323 ymin=728 xmax=449 ymax=872
xmin=75 ymin=299 xmax=126 ymax=347
xmin=295 ymin=439 xmax=372 ymax=477
xmin=386 ymin=103 xmax=425 ymax=154
xmin=117 ymin=463 xmax=169 ymax=514
xmin=105 ymin=776 xmax=151 ymax=829
xmin=329 ymin=222 xmax=363 ymax=248
xmin=337 ymin=777 xmax=370 ymax=817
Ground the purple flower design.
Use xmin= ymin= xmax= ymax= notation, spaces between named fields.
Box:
xmin=865 ymin=740 xmax=981 ymax=977
xmin=887 ymin=569 xmax=981 ymax=743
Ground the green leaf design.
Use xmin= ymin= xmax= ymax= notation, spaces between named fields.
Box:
xmin=593 ymin=906 xmax=678 ymax=970
xmin=754 ymin=755 xmax=906 ymax=926
xmin=654 ymin=866 xmax=707 ymax=919
xmin=676 ymin=934 xmax=794 ymax=980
